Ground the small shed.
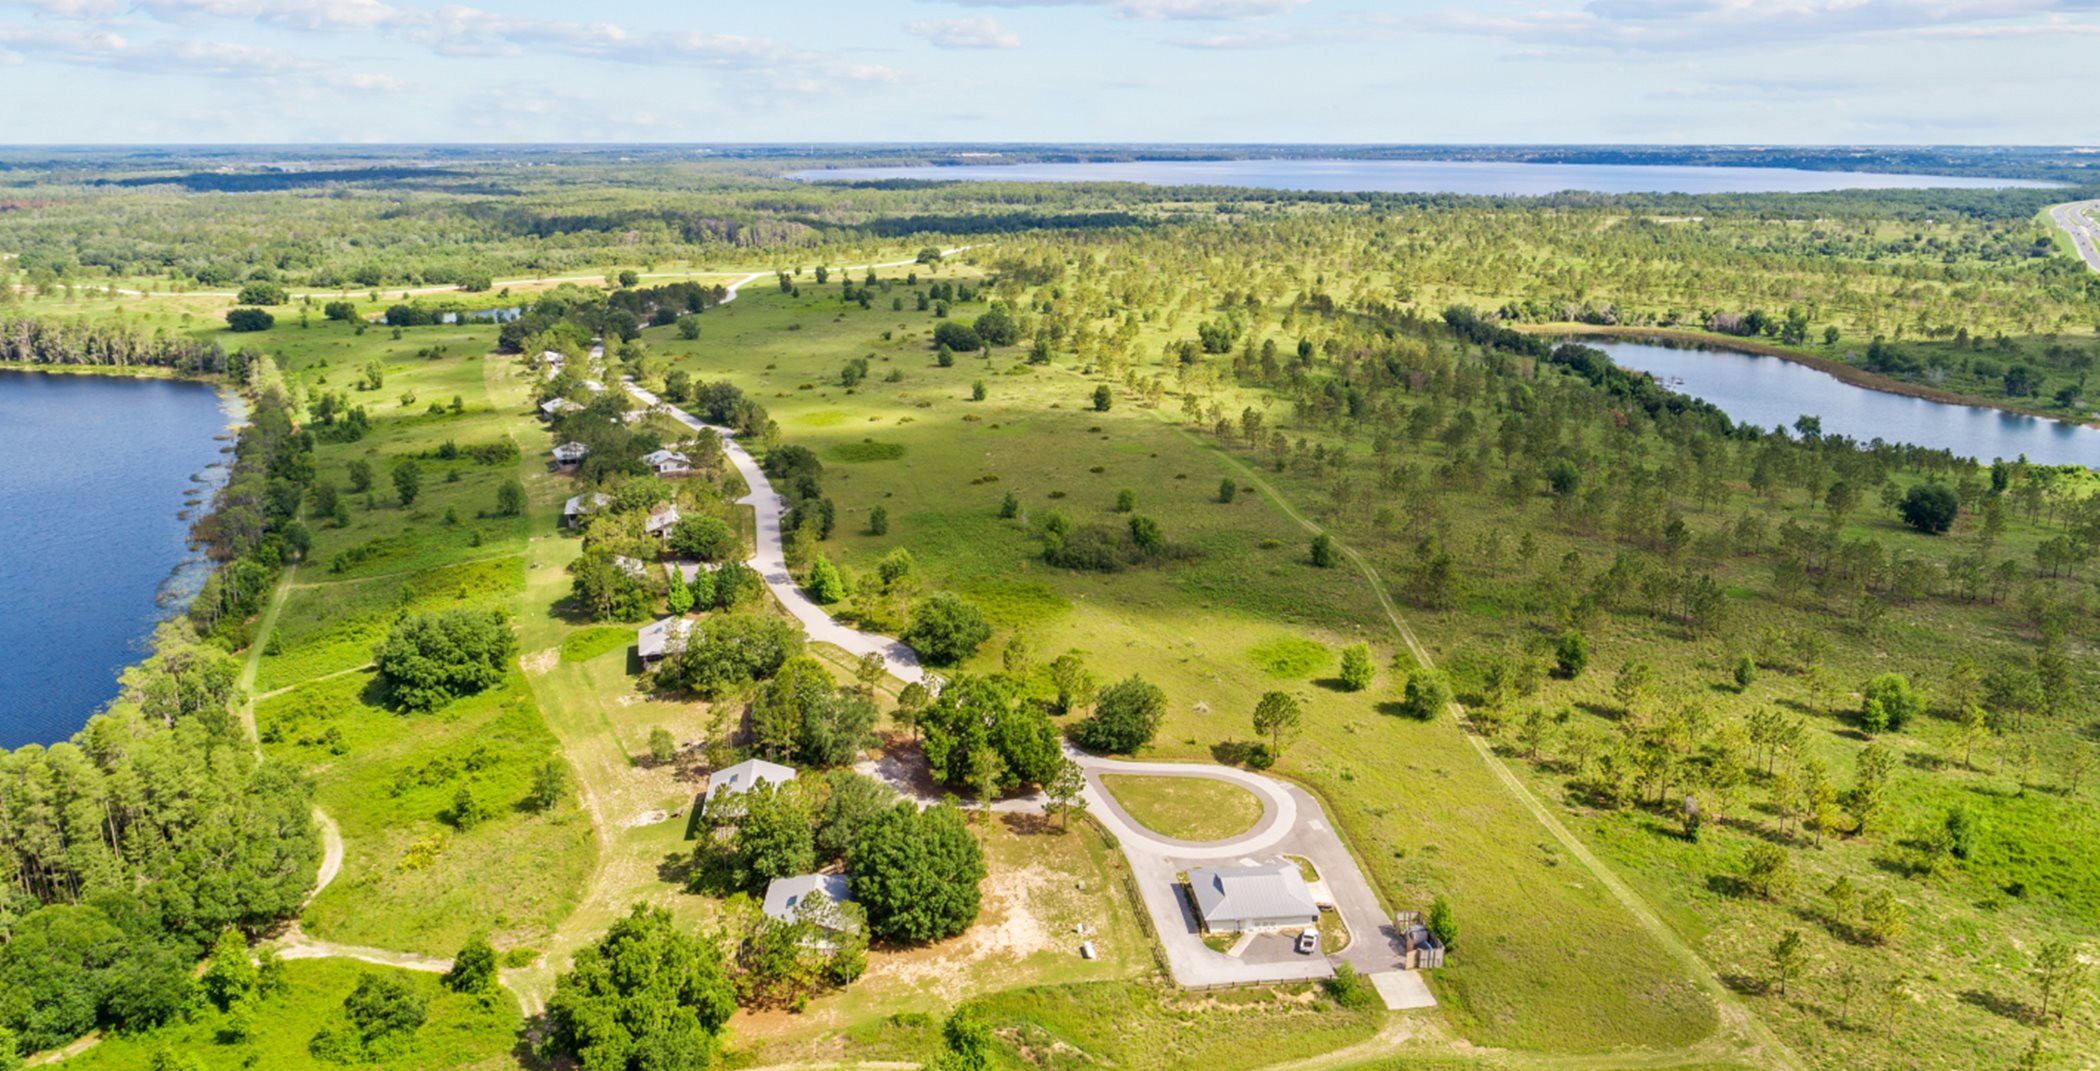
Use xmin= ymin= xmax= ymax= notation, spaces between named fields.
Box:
xmin=540 ymin=397 xmax=583 ymax=419
xmin=551 ymin=441 xmax=590 ymax=466
xmin=636 ymin=616 xmax=693 ymax=666
xmin=700 ymin=757 xmax=798 ymax=816
xmin=644 ymin=503 xmax=682 ymax=538
xmin=563 ymin=492 xmax=612 ymax=528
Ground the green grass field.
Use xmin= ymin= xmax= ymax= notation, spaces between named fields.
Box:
xmin=1101 ymin=774 xmax=1265 ymax=842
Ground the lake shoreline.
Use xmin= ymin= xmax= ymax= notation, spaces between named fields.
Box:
xmin=0 ymin=365 xmax=249 ymax=747
xmin=1518 ymin=323 xmax=2100 ymax=432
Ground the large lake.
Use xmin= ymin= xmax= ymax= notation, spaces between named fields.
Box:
xmin=792 ymin=159 xmax=2056 ymax=195
xmin=1590 ymin=340 xmax=2100 ymax=468
xmin=0 ymin=371 xmax=235 ymax=748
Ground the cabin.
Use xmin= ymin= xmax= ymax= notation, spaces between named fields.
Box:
xmin=699 ymin=757 xmax=797 ymax=822
xmin=563 ymin=491 xmax=611 ymax=528
xmin=641 ymin=449 xmax=692 ymax=476
xmin=761 ymin=873 xmax=859 ymax=945
xmin=644 ymin=503 xmax=682 ymax=539
xmin=1185 ymin=863 xmax=1321 ymax=934
xmin=612 ymin=555 xmax=650 ymax=580
xmin=540 ymin=397 xmax=583 ymax=419
xmin=551 ymin=441 xmax=590 ymax=467
xmin=637 ymin=616 xmax=693 ymax=666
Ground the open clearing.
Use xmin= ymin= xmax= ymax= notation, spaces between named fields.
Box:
xmin=1102 ymin=773 xmax=1266 ymax=842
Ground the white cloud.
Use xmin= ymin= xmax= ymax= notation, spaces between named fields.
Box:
xmin=138 ymin=0 xmax=409 ymax=31
xmin=930 ymin=0 xmax=1307 ymax=20
xmin=908 ymin=15 xmax=1021 ymax=48
xmin=332 ymin=70 xmax=406 ymax=90
xmin=1416 ymin=0 xmax=2100 ymax=53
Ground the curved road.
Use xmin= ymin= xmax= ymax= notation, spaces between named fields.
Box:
xmin=2051 ymin=199 xmax=2100 ymax=273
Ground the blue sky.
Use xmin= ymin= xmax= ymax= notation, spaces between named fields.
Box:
xmin=0 ymin=0 xmax=2094 ymax=144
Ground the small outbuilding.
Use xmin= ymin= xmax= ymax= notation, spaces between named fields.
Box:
xmin=644 ymin=503 xmax=682 ymax=539
xmin=612 ymin=554 xmax=650 ymax=580
xmin=762 ymin=873 xmax=856 ymax=926
xmin=551 ymin=441 xmax=590 ymax=467
xmin=701 ymin=757 xmax=797 ymax=812
xmin=563 ymin=491 xmax=612 ymax=528
xmin=636 ymin=615 xmax=693 ymax=666
xmin=1185 ymin=863 xmax=1321 ymax=934
xmin=641 ymin=449 xmax=692 ymax=476
xmin=540 ymin=397 xmax=583 ymax=419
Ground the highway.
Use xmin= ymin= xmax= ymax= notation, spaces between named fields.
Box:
xmin=2050 ymin=199 xmax=2100 ymax=272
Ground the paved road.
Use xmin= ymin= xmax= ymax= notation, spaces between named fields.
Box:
xmin=622 ymin=377 xmax=927 ymax=683
xmin=2050 ymin=199 xmax=2100 ymax=273
xmin=1071 ymin=753 xmax=1415 ymax=993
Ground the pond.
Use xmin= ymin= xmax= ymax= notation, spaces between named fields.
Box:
xmin=1587 ymin=339 xmax=2100 ymax=468
xmin=791 ymin=159 xmax=2056 ymax=196
xmin=0 ymin=371 xmax=237 ymax=747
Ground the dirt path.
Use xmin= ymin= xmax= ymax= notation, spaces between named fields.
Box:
xmin=1178 ymin=422 xmax=1803 ymax=1071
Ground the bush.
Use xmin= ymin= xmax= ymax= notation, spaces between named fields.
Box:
xmin=1860 ymin=672 xmax=1924 ymax=733
xmin=371 ymin=609 xmax=516 ymax=712
xmin=1897 ymin=483 xmax=1958 ymax=534
xmin=342 ymin=971 xmax=427 ymax=1048
xmin=1396 ymin=670 xmax=1452 ymax=721
xmin=849 ymin=803 xmax=985 ymax=942
xmin=1309 ymin=533 xmax=1337 ymax=567
xmin=1553 ymin=631 xmax=1588 ymax=679
xmin=1426 ymin=894 xmax=1459 ymax=948
xmin=442 ymin=934 xmax=497 ymax=994
xmin=903 ymin=592 xmax=991 ymax=667
xmin=1325 ymin=962 xmax=1379 ymax=1010
xmin=932 ymin=321 xmax=981 ymax=352
xmin=1073 ymin=675 xmax=1166 ymax=754
xmin=1338 ymin=644 xmax=1373 ymax=691
xmin=236 ymin=281 xmax=288 ymax=306
xmin=225 ymin=308 xmax=275 ymax=332
xmin=671 ymin=514 xmax=737 ymax=561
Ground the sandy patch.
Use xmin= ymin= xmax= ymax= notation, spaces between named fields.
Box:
xmin=866 ymin=864 xmax=1064 ymax=998
xmin=520 ymin=648 xmax=559 ymax=675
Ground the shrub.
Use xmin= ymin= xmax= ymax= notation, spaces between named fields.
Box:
xmin=671 ymin=514 xmax=737 ymax=561
xmin=236 ymin=281 xmax=288 ymax=306
xmin=1073 ymin=675 xmax=1166 ymax=754
xmin=932 ymin=321 xmax=981 ymax=352
xmin=903 ymin=592 xmax=991 ymax=667
xmin=1325 ymin=962 xmax=1379 ymax=1009
xmin=372 ymin=609 xmax=516 ymax=711
xmin=225 ymin=308 xmax=275 ymax=332
xmin=1309 ymin=533 xmax=1337 ymax=567
xmin=1553 ymin=631 xmax=1588 ymax=679
xmin=1338 ymin=644 xmax=1374 ymax=691
xmin=443 ymin=934 xmax=498 ymax=994
xmin=1897 ymin=483 xmax=1958 ymax=534
xmin=1396 ymin=670 xmax=1452 ymax=721
xmin=1860 ymin=672 xmax=1924 ymax=733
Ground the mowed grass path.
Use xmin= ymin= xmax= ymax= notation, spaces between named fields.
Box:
xmin=1101 ymin=774 xmax=1264 ymax=842
xmin=650 ymin=283 xmax=1722 ymax=1056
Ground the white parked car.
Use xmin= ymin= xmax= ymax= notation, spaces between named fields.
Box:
xmin=1296 ymin=931 xmax=1318 ymax=955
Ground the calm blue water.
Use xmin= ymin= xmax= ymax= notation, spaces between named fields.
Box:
xmin=1591 ymin=340 xmax=2100 ymax=468
xmin=0 ymin=371 xmax=236 ymax=748
xmin=792 ymin=159 xmax=2056 ymax=195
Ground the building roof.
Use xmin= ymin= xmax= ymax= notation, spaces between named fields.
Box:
xmin=664 ymin=560 xmax=722 ymax=584
xmin=612 ymin=554 xmax=649 ymax=579
xmin=636 ymin=616 xmax=692 ymax=660
xmin=552 ymin=441 xmax=590 ymax=462
xmin=644 ymin=503 xmax=682 ymax=534
xmin=641 ymin=449 xmax=691 ymax=470
xmin=541 ymin=397 xmax=583 ymax=416
xmin=563 ymin=491 xmax=612 ymax=517
xmin=704 ymin=757 xmax=797 ymax=804
xmin=1186 ymin=863 xmax=1320 ymax=925
xmin=761 ymin=873 xmax=856 ymax=926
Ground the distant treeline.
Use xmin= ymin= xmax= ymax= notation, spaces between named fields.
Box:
xmin=0 ymin=317 xmax=236 ymax=375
